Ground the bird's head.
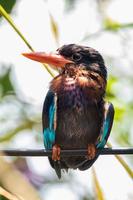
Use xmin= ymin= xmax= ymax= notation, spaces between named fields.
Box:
xmin=22 ymin=44 xmax=107 ymax=80
xmin=23 ymin=44 xmax=107 ymax=100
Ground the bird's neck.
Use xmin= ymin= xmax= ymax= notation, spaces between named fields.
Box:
xmin=50 ymin=70 xmax=106 ymax=103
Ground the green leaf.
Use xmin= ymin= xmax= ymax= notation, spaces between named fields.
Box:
xmin=106 ymin=76 xmax=118 ymax=99
xmin=0 ymin=0 xmax=16 ymax=18
xmin=114 ymin=105 xmax=125 ymax=121
xmin=0 ymin=195 xmax=8 ymax=200
xmin=104 ymin=18 xmax=121 ymax=31
xmin=0 ymin=68 xmax=15 ymax=97
xmin=104 ymin=18 xmax=133 ymax=31
xmin=49 ymin=13 xmax=59 ymax=45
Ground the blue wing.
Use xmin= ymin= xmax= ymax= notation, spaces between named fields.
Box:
xmin=42 ymin=91 xmax=62 ymax=178
xmin=42 ymin=96 xmax=114 ymax=176
xmin=42 ymin=91 xmax=56 ymax=150
xmin=96 ymin=102 xmax=114 ymax=148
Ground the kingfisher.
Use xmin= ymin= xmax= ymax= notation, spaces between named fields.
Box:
xmin=23 ymin=44 xmax=114 ymax=179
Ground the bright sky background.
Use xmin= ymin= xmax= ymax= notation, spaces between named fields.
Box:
xmin=0 ymin=0 xmax=133 ymax=199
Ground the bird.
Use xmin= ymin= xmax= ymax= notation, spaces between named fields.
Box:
xmin=22 ymin=44 xmax=114 ymax=179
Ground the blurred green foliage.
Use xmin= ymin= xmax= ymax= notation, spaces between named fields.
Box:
xmin=0 ymin=0 xmax=16 ymax=18
xmin=0 ymin=68 xmax=15 ymax=97
xmin=0 ymin=195 xmax=8 ymax=200
xmin=0 ymin=66 xmax=41 ymax=143
xmin=64 ymin=0 xmax=77 ymax=12
xmin=104 ymin=18 xmax=133 ymax=31
xmin=0 ymin=0 xmax=133 ymax=199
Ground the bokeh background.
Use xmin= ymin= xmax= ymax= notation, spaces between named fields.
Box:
xmin=0 ymin=0 xmax=133 ymax=199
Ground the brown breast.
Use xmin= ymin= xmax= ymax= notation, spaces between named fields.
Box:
xmin=50 ymin=68 xmax=106 ymax=103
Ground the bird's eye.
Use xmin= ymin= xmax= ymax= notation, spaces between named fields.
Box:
xmin=72 ymin=53 xmax=82 ymax=61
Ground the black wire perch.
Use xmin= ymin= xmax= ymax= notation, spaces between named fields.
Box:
xmin=0 ymin=148 xmax=133 ymax=157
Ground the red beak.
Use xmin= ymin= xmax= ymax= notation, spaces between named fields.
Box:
xmin=22 ymin=52 xmax=73 ymax=67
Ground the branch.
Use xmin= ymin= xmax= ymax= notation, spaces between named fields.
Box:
xmin=0 ymin=148 xmax=133 ymax=157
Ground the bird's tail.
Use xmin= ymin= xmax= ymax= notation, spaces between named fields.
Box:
xmin=53 ymin=161 xmax=61 ymax=179
xmin=48 ymin=158 xmax=61 ymax=178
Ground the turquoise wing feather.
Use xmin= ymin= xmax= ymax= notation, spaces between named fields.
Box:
xmin=97 ymin=102 xmax=114 ymax=148
xmin=42 ymin=91 xmax=56 ymax=150
xmin=42 ymin=92 xmax=61 ymax=178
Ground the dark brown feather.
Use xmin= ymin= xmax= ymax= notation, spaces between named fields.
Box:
xmin=50 ymin=65 xmax=106 ymax=102
xmin=50 ymin=65 xmax=106 ymax=168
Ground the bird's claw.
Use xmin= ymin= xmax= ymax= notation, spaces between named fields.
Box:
xmin=52 ymin=144 xmax=61 ymax=161
xmin=87 ymin=144 xmax=96 ymax=160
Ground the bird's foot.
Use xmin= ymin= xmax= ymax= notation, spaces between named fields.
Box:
xmin=87 ymin=144 xmax=96 ymax=160
xmin=52 ymin=144 xmax=61 ymax=161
